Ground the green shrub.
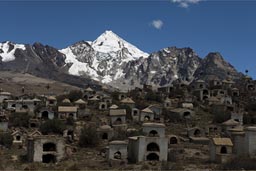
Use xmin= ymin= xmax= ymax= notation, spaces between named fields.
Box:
xmin=56 ymin=94 xmax=68 ymax=104
xmin=56 ymin=90 xmax=83 ymax=104
xmin=111 ymin=91 xmax=119 ymax=101
xmin=111 ymin=127 xmax=127 ymax=141
xmin=145 ymin=91 xmax=162 ymax=102
xmin=222 ymin=157 xmax=256 ymax=170
xmin=162 ymin=109 xmax=180 ymax=122
xmin=134 ymin=100 xmax=148 ymax=111
xmin=243 ymin=112 xmax=256 ymax=124
xmin=0 ymin=132 xmax=13 ymax=148
xmin=67 ymin=90 xmax=83 ymax=102
xmin=9 ymin=112 xmax=30 ymax=128
xmin=40 ymin=119 xmax=66 ymax=135
xmin=66 ymin=117 xmax=75 ymax=126
xmin=129 ymin=89 xmax=143 ymax=100
xmin=246 ymin=102 xmax=256 ymax=111
xmin=79 ymin=125 xmax=99 ymax=147
xmin=126 ymin=129 xmax=146 ymax=137
xmin=213 ymin=112 xmax=231 ymax=123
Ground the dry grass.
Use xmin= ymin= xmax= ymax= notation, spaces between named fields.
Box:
xmin=0 ymin=71 xmax=79 ymax=96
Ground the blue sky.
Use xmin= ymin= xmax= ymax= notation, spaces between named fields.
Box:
xmin=1 ymin=0 xmax=256 ymax=78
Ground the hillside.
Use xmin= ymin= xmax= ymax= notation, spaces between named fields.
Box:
xmin=0 ymin=71 xmax=80 ymax=96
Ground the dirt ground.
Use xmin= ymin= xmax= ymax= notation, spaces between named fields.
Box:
xmin=0 ymin=143 xmax=220 ymax=171
xmin=0 ymin=71 xmax=80 ymax=96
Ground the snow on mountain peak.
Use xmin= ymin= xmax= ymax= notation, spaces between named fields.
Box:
xmin=60 ymin=30 xmax=149 ymax=84
xmin=0 ymin=41 xmax=26 ymax=62
xmin=92 ymin=30 xmax=148 ymax=59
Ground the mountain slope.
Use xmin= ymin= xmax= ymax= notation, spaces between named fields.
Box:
xmin=193 ymin=52 xmax=242 ymax=80
xmin=0 ymin=42 xmax=101 ymax=88
xmin=0 ymin=30 xmax=243 ymax=90
xmin=0 ymin=71 xmax=80 ymax=96
xmin=111 ymin=47 xmax=202 ymax=89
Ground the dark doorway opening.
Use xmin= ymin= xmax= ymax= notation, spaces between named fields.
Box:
xmin=42 ymin=111 xmax=49 ymax=119
xmin=43 ymin=143 xmax=56 ymax=152
xmin=203 ymin=96 xmax=208 ymax=100
xmin=170 ymin=137 xmax=178 ymax=144
xmin=69 ymin=113 xmax=74 ymax=118
xmin=114 ymin=151 xmax=121 ymax=159
xmin=248 ymin=85 xmax=254 ymax=91
xmin=102 ymin=133 xmax=108 ymax=140
xmin=149 ymin=130 xmax=159 ymax=137
xmin=147 ymin=143 xmax=160 ymax=151
xmin=22 ymin=105 xmax=28 ymax=109
xmin=203 ymin=89 xmax=208 ymax=95
xmin=49 ymin=100 xmax=54 ymax=105
xmin=233 ymin=92 xmax=238 ymax=96
xmin=220 ymin=146 xmax=227 ymax=154
xmin=146 ymin=153 xmax=159 ymax=161
xmin=101 ymin=104 xmax=106 ymax=109
xmin=144 ymin=116 xmax=150 ymax=121
xmin=16 ymin=135 xmax=21 ymax=141
xmin=114 ymin=118 xmax=122 ymax=125
xmin=67 ymin=130 xmax=74 ymax=140
xmin=30 ymin=123 xmax=36 ymax=128
xmin=194 ymin=129 xmax=201 ymax=137
xmin=42 ymin=154 xmax=56 ymax=163
xmin=183 ymin=112 xmax=191 ymax=118
xmin=133 ymin=110 xmax=138 ymax=116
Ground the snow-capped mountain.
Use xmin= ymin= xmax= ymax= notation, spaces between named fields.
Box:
xmin=0 ymin=41 xmax=26 ymax=62
xmin=60 ymin=31 xmax=242 ymax=89
xmin=60 ymin=30 xmax=149 ymax=84
xmin=0 ymin=30 xmax=243 ymax=90
xmin=91 ymin=30 xmax=148 ymax=59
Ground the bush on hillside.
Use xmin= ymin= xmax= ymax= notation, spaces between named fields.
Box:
xmin=0 ymin=132 xmax=13 ymax=148
xmin=67 ymin=90 xmax=83 ymax=102
xmin=145 ymin=91 xmax=162 ymax=102
xmin=40 ymin=119 xmax=66 ymax=135
xmin=9 ymin=112 xmax=30 ymax=128
xmin=213 ymin=112 xmax=231 ymax=123
xmin=79 ymin=125 xmax=99 ymax=147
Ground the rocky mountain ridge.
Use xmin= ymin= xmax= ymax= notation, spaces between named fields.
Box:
xmin=0 ymin=31 xmax=243 ymax=90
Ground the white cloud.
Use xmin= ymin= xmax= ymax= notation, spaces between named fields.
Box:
xmin=180 ymin=2 xmax=189 ymax=8
xmin=172 ymin=0 xmax=203 ymax=8
xmin=151 ymin=20 xmax=164 ymax=30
